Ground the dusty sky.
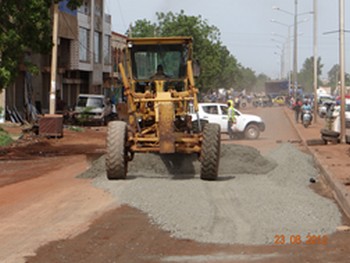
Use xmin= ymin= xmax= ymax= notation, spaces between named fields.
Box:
xmin=105 ymin=0 xmax=349 ymax=80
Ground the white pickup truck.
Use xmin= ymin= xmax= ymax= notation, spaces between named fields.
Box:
xmin=191 ymin=102 xmax=265 ymax=139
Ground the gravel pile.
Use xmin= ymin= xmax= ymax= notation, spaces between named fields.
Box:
xmin=79 ymin=144 xmax=276 ymax=179
xmin=83 ymin=143 xmax=342 ymax=245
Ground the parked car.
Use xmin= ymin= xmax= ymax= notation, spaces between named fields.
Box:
xmin=190 ymin=102 xmax=265 ymax=139
xmin=72 ymin=94 xmax=116 ymax=125
xmin=318 ymin=99 xmax=336 ymax=118
xmin=317 ymin=94 xmax=334 ymax=105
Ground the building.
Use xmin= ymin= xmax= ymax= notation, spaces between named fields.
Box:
xmin=6 ymin=0 xmax=113 ymax=116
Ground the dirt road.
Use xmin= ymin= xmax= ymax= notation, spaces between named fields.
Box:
xmin=1 ymin=107 xmax=350 ymax=263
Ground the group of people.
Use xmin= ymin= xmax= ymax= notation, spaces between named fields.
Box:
xmin=292 ymin=98 xmax=312 ymax=124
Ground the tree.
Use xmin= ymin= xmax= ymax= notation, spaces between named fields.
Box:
xmin=130 ymin=10 xmax=242 ymax=93
xmin=327 ymin=64 xmax=350 ymax=89
xmin=298 ymin=56 xmax=323 ymax=94
xmin=254 ymin=73 xmax=270 ymax=93
xmin=235 ymin=66 xmax=256 ymax=93
xmin=128 ymin=19 xmax=158 ymax=37
xmin=0 ymin=0 xmax=82 ymax=90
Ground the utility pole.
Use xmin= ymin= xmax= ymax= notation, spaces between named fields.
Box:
xmin=49 ymin=3 xmax=59 ymax=114
xmin=339 ymin=0 xmax=346 ymax=143
xmin=0 ymin=50 xmax=5 ymax=123
xmin=313 ymin=0 xmax=318 ymax=123
xmin=293 ymin=0 xmax=298 ymax=98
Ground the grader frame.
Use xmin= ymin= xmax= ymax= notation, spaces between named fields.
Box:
xmin=106 ymin=37 xmax=220 ymax=180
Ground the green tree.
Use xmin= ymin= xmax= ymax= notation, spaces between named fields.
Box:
xmin=130 ymin=10 xmax=242 ymax=93
xmin=235 ymin=66 xmax=257 ymax=93
xmin=0 ymin=0 xmax=82 ymax=90
xmin=254 ymin=73 xmax=270 ymax=93
xmin=327 ymin=64 xmax=350 ymax=89
xmin=298 ymin=56 xmax=323 ymax=93
xmin=128 ymin=19 xmax=158 ymax=37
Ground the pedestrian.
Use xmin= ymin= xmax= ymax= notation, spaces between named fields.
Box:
xmin=292 ymin=98 xmax=302 ymax=123
xmin=227 ymin=100 xmax=236 ymax=139
xmin=234 ymin=97 xmax=240 ymax=109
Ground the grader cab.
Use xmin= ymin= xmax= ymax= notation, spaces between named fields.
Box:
xmin=106 ymin=37 xmax=220 ymax=180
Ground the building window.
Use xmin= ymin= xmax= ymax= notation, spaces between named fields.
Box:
xmin=104 ymin=34 xmax=111 ymax=65
xmin=95 ymin=0 xmax=102 ymax=17
xmin=94 ymin=31 xmax=102 ymax=63
xmin=78 ymin=0 xmax=90 ymax=15
xmin=79 ymin=27 xmax=89 ymax=62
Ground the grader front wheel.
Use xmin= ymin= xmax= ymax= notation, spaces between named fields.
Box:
xmin=200 ymin=123 xmax=221 ymax=180
xmin=106 ymin=121 xmax=128 ymax=180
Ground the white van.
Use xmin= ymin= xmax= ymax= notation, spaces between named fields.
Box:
xmin=74 ymin=94 xmax=115 ymax=125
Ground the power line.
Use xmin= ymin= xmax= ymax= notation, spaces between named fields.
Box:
xmin=116 ymin=0 xmax=127 ymax=30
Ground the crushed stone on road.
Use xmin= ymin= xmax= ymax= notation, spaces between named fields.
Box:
xmin=81 ymin=143 xmax=341 ymax=245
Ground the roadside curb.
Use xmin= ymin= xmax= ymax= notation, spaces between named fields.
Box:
xmin=283 ymin=107 xmax=350 ymax=218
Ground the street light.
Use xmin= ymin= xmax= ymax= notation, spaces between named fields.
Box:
xmin=273 ymin=52 xmax=282 ymax=79
xmin=270 ymin=20 xmax=293 ymax=94
xmin=293 ymin=0 xmax=298 ymax=98
xmin=313 ymin=0 xmax=318 ymax=123
xmin=274 ymin=48 xmax=284 ymax=79
xmin=272 ymin=2 xmax=313 ymax=98
xmin=339 ymin=0 xmax=346 ymax=142
xmin=270 ymin=18 xmax=309 ymax=93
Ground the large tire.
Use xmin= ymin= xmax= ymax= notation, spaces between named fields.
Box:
xmin=322 ymin=135 xmax=340 ymax=144
xmin=320 ymin=129 xmax=340 ymax=138
xmin=106 ymin=121 xmax=128 ymax=179
xmin=244 ymin=124 xmax=260 ymax=140
xmin=192 ymin=119 xmax=208 ymax=133
xmin=200 ymin=123 xmax=220 ymax=180
xmin=306 ymin=139 xmax=326 ymax=146
xmin=346 ymin=135 xmax=350 ymax=144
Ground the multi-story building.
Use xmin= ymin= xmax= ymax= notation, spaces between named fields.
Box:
xmin=6 ymin=0 xmax=113 ymax=115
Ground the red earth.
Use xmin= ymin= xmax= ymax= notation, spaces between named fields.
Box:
xmin=1 ymin=107 xmax=350 ymax=263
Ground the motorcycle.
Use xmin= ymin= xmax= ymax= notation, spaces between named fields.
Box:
xmin=302 ymin=110 xmax=312 ymax=128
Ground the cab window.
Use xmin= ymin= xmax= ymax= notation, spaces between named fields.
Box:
xmin=220 ymin=105 xmax=228 ymax=115
xmin=202 ymin=105 xmax=218 ymax=115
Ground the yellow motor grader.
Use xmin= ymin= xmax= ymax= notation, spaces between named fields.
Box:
xmin=106 ymin=37 xmax=220 ymax=180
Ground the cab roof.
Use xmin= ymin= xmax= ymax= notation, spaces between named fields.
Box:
xmin=127 ymin=37 xmax=193 ymax=46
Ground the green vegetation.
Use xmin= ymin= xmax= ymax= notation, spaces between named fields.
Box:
xmin=0 ymin=127 xmax=13 ymax=147
xmin=297 ymin=56 xmax=323 ymax=93
xmin=0 ymin=0 xmax=82 ymax=90
xmin=75 ymin=107 xmax=94 ymax=126
xmin=67 ymin=125 xmax=84 ymax=132
xmin=327 ymin=64 xmax=350 ymax=91
xmin=129 ymin=10 xmax=256 ymax=93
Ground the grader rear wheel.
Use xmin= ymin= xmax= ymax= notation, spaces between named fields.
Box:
xmin=106 ymin=121 xmax=128 ymax=180
xmin=200 ymin=123 xmax=221 ymax=180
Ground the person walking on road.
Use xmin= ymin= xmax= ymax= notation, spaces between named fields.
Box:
xmin=227 ymin=100 xmax=236 ymax=139
xmin=292 ymin=98 xmax=302 ymax=123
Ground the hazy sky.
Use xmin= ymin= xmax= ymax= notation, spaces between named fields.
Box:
xmin=105 ymin=0 xmax=349 ymax=80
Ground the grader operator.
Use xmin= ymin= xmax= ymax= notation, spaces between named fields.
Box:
xmin=106 ymin=37 xmax=220 ymax=180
